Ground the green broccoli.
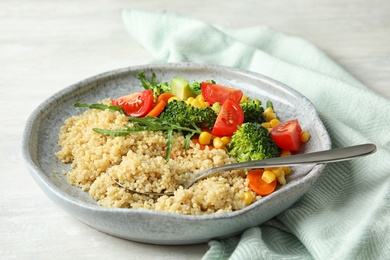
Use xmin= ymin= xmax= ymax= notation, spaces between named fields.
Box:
xmin=211 ymin=102 xmax=222 ymax=114
xmin=227 ymin=122 xmax=280 ymax=162
xmin=240 ymin=99 xmax=266 ymax=123
xmin=137 ymin=71 xmax=171 ymax=100
xmin=158 ymin=100 xmax=217 ymax=129
xmin=152 ymin=82 xmax=171 ymax=98
xmin=189 ymin=80 xmax=216 ymax=96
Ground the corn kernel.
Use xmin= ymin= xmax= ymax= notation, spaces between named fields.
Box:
xmin=280 ymin=150 xmax=291 ymax=157
xmin=199 ymin=131 xmax=212 ymax=145
xmin=270 ymin=118 xmax=281 ymax=128
xmin=240 ymin=94 xmax=248 ymax=103
xmin=196 ymin=95 xmax=205 ymax=102
xmin=277 ymin=175 xmax=286 ymax=185
xmin=213 ymin=137 xmax=225 ymax=149
xmin=282 ymin=166 xmax=291 ymax=175
xmin=271 ymin=167 xmax=284 ymax=178
xmin=168 ymin=96 xmax=180 ymax=103
xmin=301 ymin=131 xmax=311 ymax=143
xmin=265 ymin=112 xmax=277 ymax=122
xmin=241 ymin=191 xmax=254 ymax=205
xmin=186 ymin=97 xmax=195 ymax=103
xmin=190 ymin=99 xmax=202 ymax=108
xmin=264 ymin=107 xmax=274 ymax=115
xmin=221 ymin=136 xmax=231 ymax=145
xmin=262 ymin=122 xmax=271 ymax=128
xmin=262 ymin=170 xmax=276 ymax=184
xmin=199 ymin=100 xmax=208 ymax=108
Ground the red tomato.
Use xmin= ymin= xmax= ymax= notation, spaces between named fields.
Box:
xmin=211 ymin=99 xmax=244 ymax=136
xmin=112 ymin=90 xmax=154 ymax=117
xmin=270 ymin=119 xmax=303 ymax=151
xmin=201 ymin=82 xmax=243 ymax=105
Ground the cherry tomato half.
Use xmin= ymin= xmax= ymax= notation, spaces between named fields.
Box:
xmin=211 ymin=99 xmax=244 ymax=136
xmin=270 ymin=119 xmax=303 ymax=151
xmin=112 ymin=89 xmax=154 ymax=117
xmin=201 ymin=82 xmax=243 ymax=105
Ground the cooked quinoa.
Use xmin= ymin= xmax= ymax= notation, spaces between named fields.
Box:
xmin=55 ymin=99 xmax=260 ymax=215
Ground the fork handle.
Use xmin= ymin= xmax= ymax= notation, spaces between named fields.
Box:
xmin=186 ymin=143 xmax=377 ymax=188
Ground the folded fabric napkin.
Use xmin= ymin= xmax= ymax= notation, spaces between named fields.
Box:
xmin=122 ymin=10 xmax=390 ymax=260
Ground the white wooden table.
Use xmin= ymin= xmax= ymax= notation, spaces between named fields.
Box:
xmin=1 ymin=0 xmax=389 ymax=259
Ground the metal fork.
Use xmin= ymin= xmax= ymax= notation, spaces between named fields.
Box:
xmin=111 ymin=143 xmax=376 ymax=196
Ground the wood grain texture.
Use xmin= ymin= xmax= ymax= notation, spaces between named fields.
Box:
xmin=1 ymin=0 xmax=389 ymax=259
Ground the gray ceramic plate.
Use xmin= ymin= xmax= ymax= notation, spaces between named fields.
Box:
xmin=22 ymin=63 xmax=331 ymax=245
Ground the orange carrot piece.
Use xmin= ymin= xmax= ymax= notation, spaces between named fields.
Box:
xmin=247 ymin=169 xmax=276 ymax=196
xmin=146 ymin=100 xmax=166 ymax=117
xmin=157 ymin=93 xmax=175 ymax=104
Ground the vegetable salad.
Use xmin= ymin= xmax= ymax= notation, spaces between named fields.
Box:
xmin=76 ymin=72 xmax=310 ymax=197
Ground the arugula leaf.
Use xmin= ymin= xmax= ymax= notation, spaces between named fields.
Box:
xmin=137 ymin=71 xmax=157 ymax=90
xmin=74 ymin=102 xmax=124 ymax=114
xmin=93 ymin=117 xmax=202 ymax=160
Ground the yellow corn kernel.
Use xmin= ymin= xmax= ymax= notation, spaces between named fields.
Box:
xmin=241 ymin=191 xmax=254 ymax=205
xmin=190 ymin=99 xmax=202 ymax=108
xmin=213 ymin=137 xmax=225 ymax=149
xmin=168 ymin=96 xmax=180 ymax=103
xmin=301 ymin=131 xmax=311 ymax=143
xmin=199 ymin=100 xmax=208 ymax=108
xmin=264 ymin=107 xmax=274 ymax=115
xmin=262 ymin=170 xmax=276 ymax=184
xmin=196 ymin=94 xmax=205 ymax=102
xmin=204 ymin=101 xmax=210 ymax=107
xmin=262 ymin=122 xmax=271 ymax=129
xmin=270 ymin=118 xmax=281 ymax=128
xmin=271 ymin=167 xmax=284 ymax=178
xmin=282 ymin=166 xmax=291 ymax=175
xmin=221 ymin=136 xmax=231 ymax=145
xmin=240 ymin=94 xmax=248 ymax=103
xmin=265 ymin=112 xmax=277 ymax=122
xmin=199 ymin=131 xmax=212 ymax=145
xmin=186 ymin=97 xmax=195 ymax=103
xmin=277 ymin=175 xmax=286 ymax=185
xmin=280 ymin=150 xmax=291 ymax=157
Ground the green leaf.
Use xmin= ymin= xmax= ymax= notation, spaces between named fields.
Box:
xmin=93 ymin=116 xmax=202 ymax=161
xmin=137 ymin=71 xmax=157 ymax=90
xmin=74 ymin=102 xmax=124 ymax=114
xmin=92 ymin=128 xmax=132 ymax=136
xmin=266 ymin=100 xmax=273 ymax=109
xmin=165 ymin=129 xmax=173 ymax=161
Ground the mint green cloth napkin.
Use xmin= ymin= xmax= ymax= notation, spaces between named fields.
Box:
xmin=122 ymin=10 xmax=390 ymax=260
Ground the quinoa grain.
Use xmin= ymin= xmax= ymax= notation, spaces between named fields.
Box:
xmin=56 ymin=102 xmax=259 ymax=215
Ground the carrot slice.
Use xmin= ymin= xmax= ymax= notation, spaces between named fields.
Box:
xmin=157 ymin=93 xmax=175 ymax=104
xmin=247 ymin=169 xmax=276 ymax=196
xmin=146 ymin=100 xmax=167 ymax=117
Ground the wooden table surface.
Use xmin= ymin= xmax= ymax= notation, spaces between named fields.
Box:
xmin=1 ymin=0 xmax=389 ymax=259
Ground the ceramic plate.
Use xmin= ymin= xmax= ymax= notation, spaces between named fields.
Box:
xmin=22 ymin=63 xmax=331 ymax=245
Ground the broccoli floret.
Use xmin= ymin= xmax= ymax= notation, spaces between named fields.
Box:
xmin=189 ymin=80 xmax=216 ymax=96
xmin=189 ymin=82 xmax=202 ymax=96
xmin=227 ymin=122 xmax=280 ymax=162
xmin=158 ymin=100 xmax=217 ymax=129
xmin=211 ymin=102 xmax=222 ymax=114
xmin=152 ymin=82 xmax=171 ymax=98
xmin=240 ymin=99 xmax=266 ymax=123
xmin=137 ymin=71 xmax=171 ymax=100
